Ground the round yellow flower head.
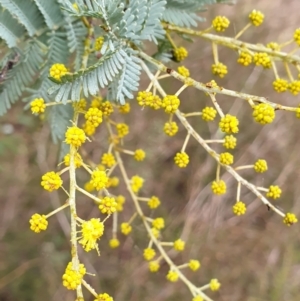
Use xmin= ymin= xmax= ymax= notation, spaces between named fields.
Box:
xmin=99 ymin=196 xmax=117 ymax=215
xmin=85 ymin=108 xmax=103 ymax=127
xmin=78 ymin=218 xmax=104 ymax=252
xmin=219 ymin=152 xmax=234 ymax=165
xmin=211 ymin=180 xmax=226 ymax=195
xmin=173 ymin=239 xmax=185 ymax=251
xmin=95 ymin=36 xmax=104 ymax=51
xmin=266 ymin=185 xmax=281 ymax=199
xmin=152 ymin=217 xmax=165 ymax=230
xmin=232 ymin=201 xmax=247 ymax=216
xmin=162 ymin=95 xmax=180 ymax=114
xmin=212 ymin=62 xmax=228 ymax=78
xmin=83 ymin=121 xmax=96 ymax=136
xmin=252 ymin=103 xmax=275 ymax=124
xmin=121 ymin=222 xmax=132 ymax=235
xmin=30 ymin=98 xmax=46 ymax=114
xmin=148 ymin=196 xmax=161 ymax=209
xmin=101 ymin=153 xmax=116 ymax=167
xmin=283 ymin=213 xmax=298 ymax=226
xmin=212 ymin=16 xmax=230 ymax=32
xmin=189 ymin=259 xmax=201 ymax=271
xmin=134 ymin=149 xmax=146 ymax=161
xmin=130 ymin=175 xmax=144 ymax=193
xmin=62 ymin=262 xmax=86 ymax=290
xmin=99 ymin=101 xmax=114 ymax=117
xmin=173 ymin=47 xmax=188 ymax=62
xmin=49 ymin=63 xmax=68 ymax=81
xmin=223 ymin=135 xmax=237 ymax=149
xmin=91 ymin=170 xmax=109 ymax=190
xmin=119 ymin=103 xmax=130 ymax=114
xmin=253 ymin=52 xmax=271 ymax=68
xmin=249 ymin=10 xmax=264 ymax=26
xmin=29 ymin=213 xmax=48 ymax=233
xmin=219 ymin=114 xmax=239 ymax=134
xmin=202 ymin=107 xmax=217 ymax=121
xmin=273 ymin=78 xmax=288 ymax=93
xmin=149 ymin=261 xmax=160 ymax=272
xmin=166 ymin=270 xmax=179 ymax=282
xmin=267 ymin=42 xmax=280 ymax=51
xmin=177 ymin=66 xmax=190 ymax=77
xmin=288 ymin=80 xmax=300 ymax=95
xmin=237 ymin=51 xmax=252 ymax=66
xmin=109 ymin=238 xmax=120 ymax=249
xmin=116 ymin=123 xmax=129 ymax=138
xmin=41 ymin=171 xmax=62 ymax=192
xmin=254 ymin=159 xmax=268 ymax=173
xmin=94 ymin=293 xmax=113 ymax=301
xmin=164 ymin=121 xmax=178 ymax=136
xmin=174 ymin=152 xmax=189 ymax=168
xmin=65 ymin=126 xmax=86 ymax=148
xmin=210 ymin=278 xmax=221 ymax=291
xmin=143 ymin=248 xmax=156 ymax=261
xmin=73 ymin=98 xmax=87 ymax=111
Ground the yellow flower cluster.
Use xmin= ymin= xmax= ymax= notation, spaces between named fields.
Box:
xmin=162 ymin=95 xmax=180 ymax=113
xmin=65 ymin=126 xmax=86 ymax=147
xmin=223 ymin=135 xmax=237 ymax=149
xmin=177 ymin=66 xmax=190 ymax=77
xmin=173 ymin=47 xmax=188 ymax=62
xmin=143 ymin=248 xmax=156 ymax=261
xmin=130 ymin=175 xmax=144 ymax=193
xmin=283 ymin=213 xmax=298 ymax=226
xmin=109 ymin=238 xmax=120 ymax=249
xmin=266 ymin=185 xmax=281 ymax=199
xmin=95 ymin=36 xmax=104 ymax=51
xmin=78 ymin=218 xmax=104 ymax=252
xmin=30 ymin=98 xmax=46 ymax=114
xmin=166 ymin=270 xmax=179 ymax=282
xmin=249 ymin=10 xmax=264 ymax=26
xmin=232 ymin=201 xmax=247 ymax=215
xmin=237 ymin=51 xmax=252 ymax=66
xmin=116 ymin=195 xmax=126 ymax=212
xmin=152 ymin=217 xmax=165 ymax=230
xmin=41 ymin=171 xmax=62 ymax=192
xmin=174 ymin=151 xmax=189 ymax=168
xmin=219 ymin=114 xmax=239 ymax=134
xmin=210 ymin=278 xmax=221 ymax=291
xmin=85 ymin=108 xmax=103 ymax=127
xmin=62 ymin=262 xmax=86 ymax=290
xmin=252 ymin=103 xmax=275 ymax=124
xmin=189 ymin=259 xmax=201 ymax=271
xmin=288 ymin=80 xmax=300 ymax=95
xmin=91 ymin=170 xmax=109 ymax=190
xmin=49 ymin=63 xmax=68 ymax=81
xmin=211 ymin=180 xmax=226 ymax=195
xmin=148 ymin=196 xmax=161 ymax=209
xmin=116 ymin=123 xmax=129 ymax=138
xmin=212 ymin=16 xmax=230 ymax=32
xmin=73 ymin=98 xmax=87 ymax=111
xmin=219 ymin=152 xmax=234 ymax=165
xmin=212 ymin=62 xmax=228 ymax=78
xmin=273 ymin=78 xmax=288 ymax=93
xmin=121 ymin=222 xmax=132 ymax=235
xmin=173 ymin=239 xmax=185 ymax=251
xmin=293 ymin=28 xmax=300 ymax=46
xmin=94 ymin=293 xmax=113 ymax=301
xmin=100 ymin=101 xmax=114 ymax=116
xmin=101 ymin=153 xmax=116 ymax=167
xmin=254 ymin=159 xmax=268 ymax=173
xmin=134 ymin=149 xmax=146 ymax=161
xmin=99 ymin=196 xmax=117 ymax=215
xmin=118 ymin=103 xmax=131 ymax=114
xmin=201 ymin=107 xmax=217 ymax=121
xmin=91 ymin=97 xmax=102 ymax=108
xmin=64 ymin=153 xmax=82 ymax=168
xmin=83 ymin=121 xmax=96 ymax=136
xmin=193 ymin=296 xmax=204 ymax=301
xmin=253 ymin=52 xmax=271 ymax=68
xmin=164 ymin=121 xmax=178 ymax=136
xmin=149 ymin=261 xmax=160 ymax=272
xmin=29 ymin=213 xmax=48 ymax=233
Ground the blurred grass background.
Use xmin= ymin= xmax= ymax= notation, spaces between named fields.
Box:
xmin=1 ymin=0 xmax=300 ymax=300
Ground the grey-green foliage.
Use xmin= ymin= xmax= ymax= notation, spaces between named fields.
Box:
xmin=0 ymin=0 xmax=231 ymax=142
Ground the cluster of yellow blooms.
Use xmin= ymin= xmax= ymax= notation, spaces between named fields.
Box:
xmin=62 ymin=262 xmax=86 ymax=290
xmin=173 ymin=47 xmax=188 ymax=62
